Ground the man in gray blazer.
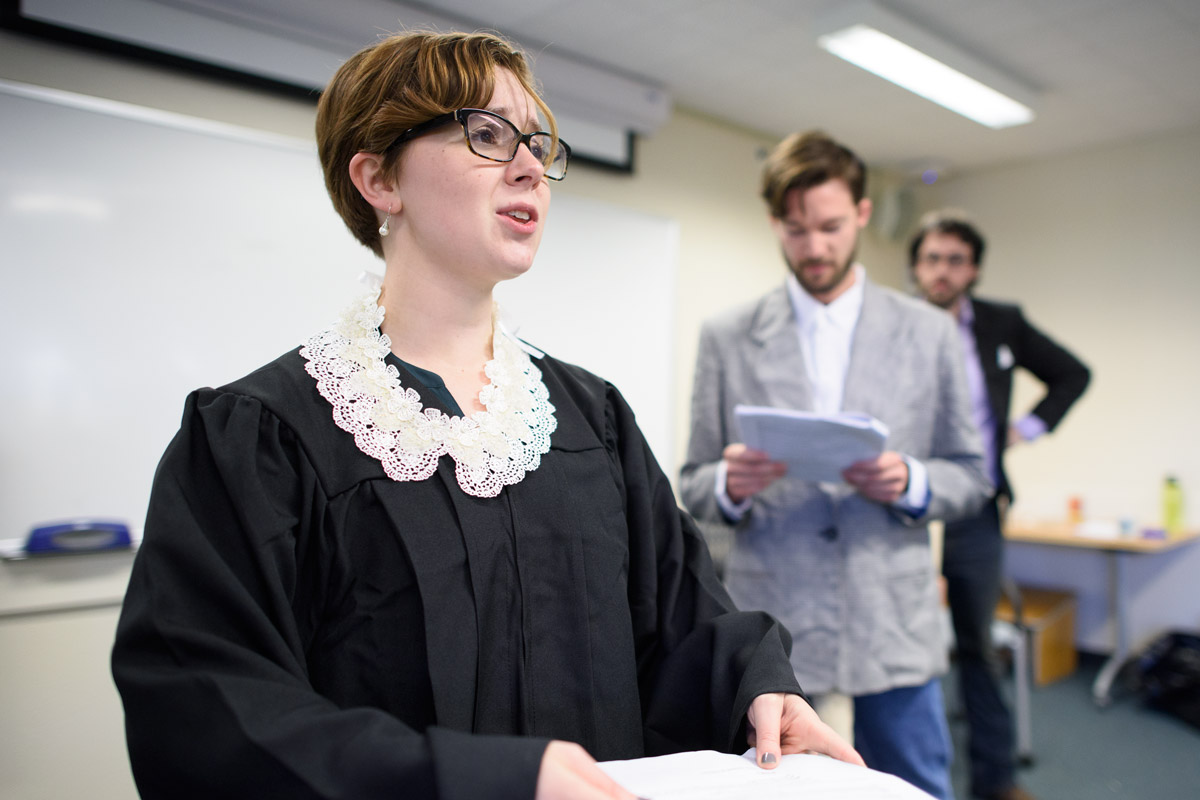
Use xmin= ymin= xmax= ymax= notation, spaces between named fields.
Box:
xmin=680 ymin=131 xmax=990 ymax=800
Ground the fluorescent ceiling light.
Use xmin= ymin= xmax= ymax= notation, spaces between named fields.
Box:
xmin=814 ymin=2 xmax=1035 ymax=130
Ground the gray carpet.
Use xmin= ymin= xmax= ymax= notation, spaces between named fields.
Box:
xmin=945 ymin=653 xmax=1200 ymax=799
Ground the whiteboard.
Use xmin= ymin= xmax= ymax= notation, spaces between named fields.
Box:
xmin=0 ymin=80 xmax=678 ymax=539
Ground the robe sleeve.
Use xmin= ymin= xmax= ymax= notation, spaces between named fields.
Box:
xmin=111 ymin=390 xmax=548 ymax=800
xmin=600 ymin=383 xmax=804 ymax=755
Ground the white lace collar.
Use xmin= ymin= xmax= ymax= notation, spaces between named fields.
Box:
xmin=300 ymin=286 xmax=556 ymax=497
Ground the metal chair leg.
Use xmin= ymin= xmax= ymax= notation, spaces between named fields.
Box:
xmin=1012 ymin=622 xmax=1035 ymax=765
xmin=1001 ymin=578 xmax=1035 ymax=766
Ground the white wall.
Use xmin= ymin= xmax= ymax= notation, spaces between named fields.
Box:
xmin=924 ymin=127 xmax=1200 ymax=651
xmin=0 ymin=81 xmax=681 ymax=543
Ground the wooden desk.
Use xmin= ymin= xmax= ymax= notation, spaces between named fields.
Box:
xmin=1004 ymin=522 xmax=1200 ymax=706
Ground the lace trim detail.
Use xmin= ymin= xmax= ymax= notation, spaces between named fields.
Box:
xmin=300 ymin=287 xmax=556 ymax=498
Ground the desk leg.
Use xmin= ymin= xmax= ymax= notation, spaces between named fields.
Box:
xmin=1092 ymin=551 xmax=1127 ymax=706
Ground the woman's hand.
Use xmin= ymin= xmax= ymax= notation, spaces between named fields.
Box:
xmin=746 ymin=692 xmax=865 ymax=769
xmin=535 ymin=740 xmax=641 ymax=800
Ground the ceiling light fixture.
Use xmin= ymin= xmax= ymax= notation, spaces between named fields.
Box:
xmin=814 ymin=1 xmax=1036 ymax=129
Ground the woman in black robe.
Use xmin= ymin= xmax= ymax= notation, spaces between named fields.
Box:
xmin=111 ymin=30 xmax=861 ymax=800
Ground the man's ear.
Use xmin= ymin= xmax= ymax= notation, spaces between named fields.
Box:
xmin=856 ymin=197 xmax=873 ymax=228
xmin=349 ymin=152 xmax=401 ymax=215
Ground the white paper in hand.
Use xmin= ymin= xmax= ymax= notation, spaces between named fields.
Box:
xmin=598 ymin=749 xmax=936 ymax=800
xmin=734 ymin=404 xmax=889 ymax=483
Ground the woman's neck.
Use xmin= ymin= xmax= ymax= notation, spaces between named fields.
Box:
xmin=377 ymin=266 xmax=495 ymax=415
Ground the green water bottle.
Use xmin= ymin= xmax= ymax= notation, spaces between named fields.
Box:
xmin=1163 ymin=475 xmax=1184 ymax=539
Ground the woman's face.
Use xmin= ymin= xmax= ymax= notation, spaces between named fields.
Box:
xmin=391 ymin=68 xmax=551 ymax=290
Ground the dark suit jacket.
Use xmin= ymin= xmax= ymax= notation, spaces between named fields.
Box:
xmin=971 ymin=298 xmax=1090 ymax=500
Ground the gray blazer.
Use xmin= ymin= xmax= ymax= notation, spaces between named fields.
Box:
xmin=680 ymin=279 xmax=991 ymax=696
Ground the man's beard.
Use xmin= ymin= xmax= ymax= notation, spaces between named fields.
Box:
xmin=922 ymin=277 xmax=975 ymax=310
xmin=925 ymin=284 xmax=960 ymax=309
xmin=788 ymin=246 xmax=856 ymax=298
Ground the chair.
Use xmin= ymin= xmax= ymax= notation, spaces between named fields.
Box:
xmin=942 ymin=576 xmax=1035 ymax=767
xmin=994 ymin=578 xmax=1034 ymax=765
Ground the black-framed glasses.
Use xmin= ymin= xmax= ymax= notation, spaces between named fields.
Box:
xmin=390 ymin=108 xmax=571 ymax=181
xmin=917 ymin=252 xmax=972 ymax=267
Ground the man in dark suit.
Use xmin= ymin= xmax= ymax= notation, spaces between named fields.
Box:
xmin=910 ymin=210 xmax=1091 ymax=800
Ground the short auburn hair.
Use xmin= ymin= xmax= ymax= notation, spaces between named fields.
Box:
xmin=760 ymin=130 xmax=867 ymax=219
xmin=316 ymin=30 xmax=556 ymax=257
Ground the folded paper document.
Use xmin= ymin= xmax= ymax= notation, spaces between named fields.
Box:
xmin=734 ymin=404 xmax=889 ymax=483
xmin=599 ymin=749 xmax=934 ymax=800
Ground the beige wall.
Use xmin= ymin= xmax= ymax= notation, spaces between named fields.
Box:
xmin=0 ymin=605 xmax=133 ymax=799
xmin=919 ymin=126 xmax=1200 ymax=651
xmin=924 ymin=126 xmax=1200 ymax=528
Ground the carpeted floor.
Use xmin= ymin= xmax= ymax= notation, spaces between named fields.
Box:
xmin=945 ymin=652 xmax=1200 ymax=799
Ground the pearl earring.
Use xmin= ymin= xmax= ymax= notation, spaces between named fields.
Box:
xmin=378 ymin=207 xmax=392 ymax=237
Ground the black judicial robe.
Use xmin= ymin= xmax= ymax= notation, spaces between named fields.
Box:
xmin=112 ymin=347 xmax=802 ymax=800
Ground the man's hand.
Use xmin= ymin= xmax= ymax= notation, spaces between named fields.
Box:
xmin=746 ymin=693 xmax=865 ymax=769
xmin=723 ymin=443 xmax=788 ymax=503
xmin=842 ymin=451 xmax=909 ymax=504
xmin=1006 ymin=424 xmax=1025 ymax=448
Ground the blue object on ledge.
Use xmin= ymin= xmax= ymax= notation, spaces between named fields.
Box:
xmin=25 ymin=520 xmax=132 ymax=556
